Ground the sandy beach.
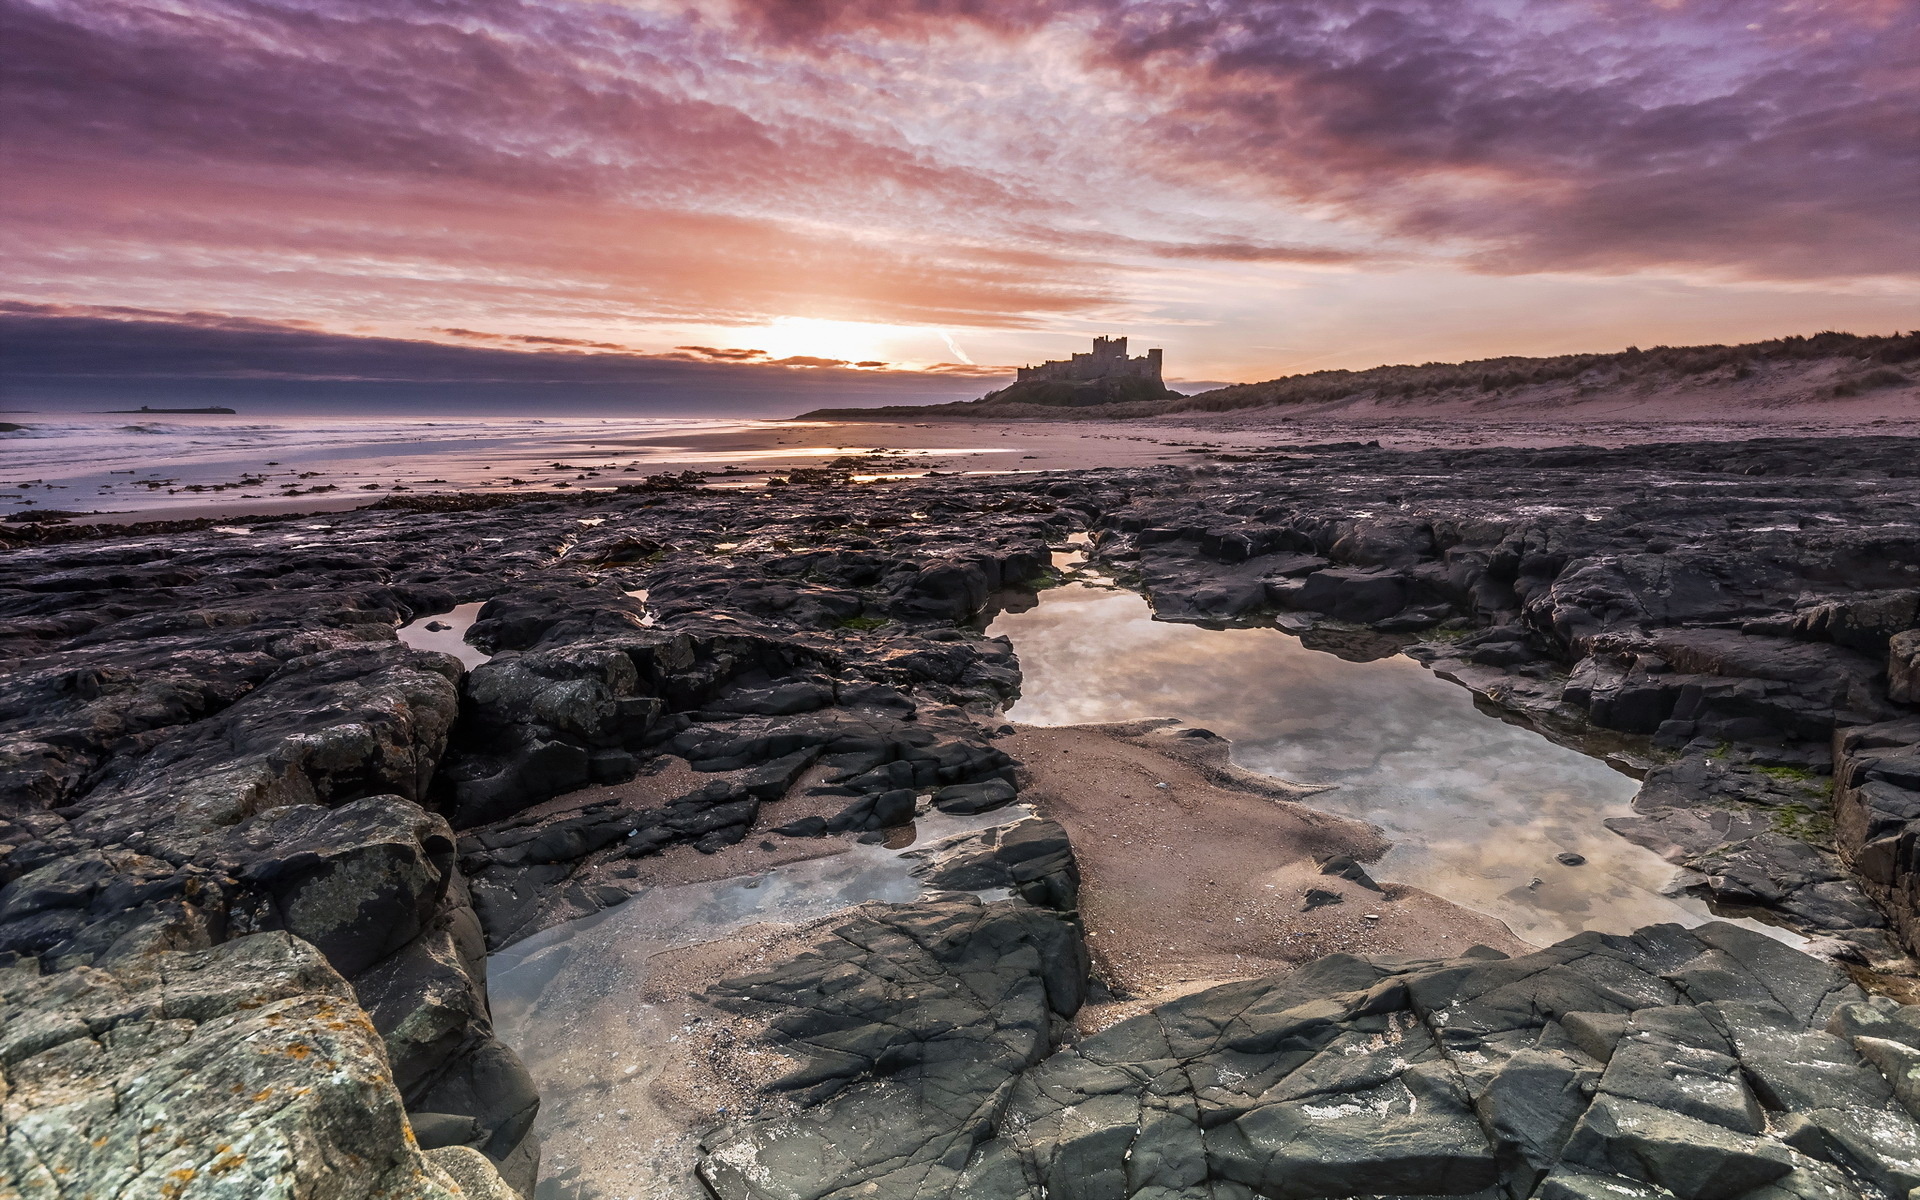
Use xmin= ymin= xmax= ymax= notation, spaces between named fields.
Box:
xmin=13 ymin=399 xmax=1920 ymax=526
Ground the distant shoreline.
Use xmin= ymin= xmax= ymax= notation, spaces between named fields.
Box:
xmin=102 ymin=405 xmax=238 ymax=415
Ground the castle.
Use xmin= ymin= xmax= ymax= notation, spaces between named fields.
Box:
xmin=1016 ymin=336 xmax=1163 ymax=385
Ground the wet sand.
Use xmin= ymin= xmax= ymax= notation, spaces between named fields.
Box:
xmin=35 ymin=404 xmax=1918 ymax=526
xmin=1007 ymin=722 xmax=1530 ymax=1027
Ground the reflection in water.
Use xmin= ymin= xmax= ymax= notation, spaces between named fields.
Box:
xmin=396 ymin=601 xmax=490 ymax=670
xmin=989 ymin=579 xmax=1764 ymax=948
xmin=488 ymin=808 xmax=1026 ymax=1200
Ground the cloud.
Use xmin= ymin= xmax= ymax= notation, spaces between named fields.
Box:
xmin=0 ymin=0 xmax=1118 ymax=330
xmin=0 ymin=0 xmax=1913 ymax=391
xmin=674 ymin=346 xmax=773 ymax=361
xmin=1086 ymin=0 xmax=1920 ymax=279
xmin=0 ymin=303 xmax=1005 ymax=412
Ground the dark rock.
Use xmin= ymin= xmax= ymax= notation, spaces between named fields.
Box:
xmin=1294 ymin=565 xmax=1410 ymax=623
xmin=1302 ymin=886 xmax=1344 ymax=910
xmin=1320 ymin=853 xmax=1385 ymax=892
xmin=701 ymin=907 xmax=1920 ymax=1200
xmin=699 ymin=901 xmax=1086 ymax=1199
xmin=1834 ymin=718 xmax=1920 ymax=957
xmin=825 ymin=787 xmax=917 ymax=833
xmin=930 ymin=777 xmax=1017 ymax=814
xmin=911 ymin=817 xmax=1079 ymax=910
xmin=1891 ymin=628 xmax=1920 ymax=703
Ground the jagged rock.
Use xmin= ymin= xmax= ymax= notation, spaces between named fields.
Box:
xmin=826 ymin=787 xmax=916 ymax=833
xmin=9 ymin=434 xmax=1920 ymax=1199
xmin=931 ymin=777 xmax=1017 ymax=814
xmin=1319 ymin=853 xmax=1384 ymax=892
xmin=910 ymin=817 xmax=1080 ymax=910
xmin=0 ymin=931 xmax=508 ymax=1199
xmin=698 ymin=916 xmax=1920 ymax=1200
xmin=1891 ymin=628 xmax=1920 ymax=703
xmin=1833 ymin=718 xmax=1920 ymax=957
xmin=698 ymin=901 xmax=1086 ymax=1200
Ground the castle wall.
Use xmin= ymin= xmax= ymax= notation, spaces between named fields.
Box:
xmin=1017 ymin=337 xmax=1163 ymax=385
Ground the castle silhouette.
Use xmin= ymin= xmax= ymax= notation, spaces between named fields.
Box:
xmin=1016 ymin=336 xmax=1163 ymax=385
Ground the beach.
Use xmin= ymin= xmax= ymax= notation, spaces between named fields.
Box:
xmin=10 ymin=404 xmax=1920 ymax=524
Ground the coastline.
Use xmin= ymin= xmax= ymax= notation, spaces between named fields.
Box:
xmin=13 ymin=406 xmax=1920 ymax=526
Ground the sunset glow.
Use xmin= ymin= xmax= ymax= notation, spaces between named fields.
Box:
xmin=2 ymin=0 xmax=1916 ymax=410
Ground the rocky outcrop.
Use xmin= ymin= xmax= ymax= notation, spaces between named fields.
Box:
xmin=698 ymin=900 xmax=1089 ymax=1200
xmin=0 ymin=570 xmax=533 ymax=1190
xmin=1084 ymin=437 xmax=1920 ymax=959
xmin=0 ymin=479 xmax=1072 ymax=1195
xmin=1 ymin=930 xmax=481 ymax=1198
xmin=7 ymin=435 xmax=1920 ymax=1196
xmin=699 ymin=911 xmax=1920 ymax=1200
xmin=1891 ymin=630 xmax=1920 ymax=705
xmin=1835 ymin=718 xmax=1920 ymax=964
xmin=910 ymin=816 xmax=1081 ymax=911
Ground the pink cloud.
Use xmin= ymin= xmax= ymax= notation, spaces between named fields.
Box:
xmin=0 ymin=0 xmax=1914 ymax=388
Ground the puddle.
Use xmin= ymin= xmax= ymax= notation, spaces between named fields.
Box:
xmin=487 ymin=541 xmax=1801 ymax=1197
xmin=988 ymin=577 xmax=1787 ymax=949
xmin=624 ymin=588 xmax=657 ymax=626
xmin=488 ymin=806 xmax=1027 ymax=1199
xmin=396 ymin=601 xmax=490 ymax=670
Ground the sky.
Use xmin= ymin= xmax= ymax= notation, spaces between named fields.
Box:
xmin=3 ymin=0 xmax=1917 ymax=413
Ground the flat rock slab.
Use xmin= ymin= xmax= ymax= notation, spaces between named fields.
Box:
xmin=699 ymin=910 xmax=1920 ymax=1200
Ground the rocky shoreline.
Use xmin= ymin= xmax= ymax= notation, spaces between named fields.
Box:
xmin=4 ymin=435 xmax=1919 ymax=1198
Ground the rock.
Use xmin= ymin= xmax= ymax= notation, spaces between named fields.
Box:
xmin=931 ymin=777 xmax=1017 ymax=814
xmin=1294 ymin=565 xmax=1410 ymax=623
xmin=1833 ymin=718 xmax=1920 ymax=957
xmin=0 ymin=932 xmax=494 ymax=1199
xmin=1891 ymin=628 xmax=1920 ymax=703
xmin=825 ymin=787 xmax=916 ymax=833
xmin=426 ymin=1145 xmax=523 ymax=1200
xmin=911 ymin=817 xmax=1079 ymax=910
xmin=1319 ymin=853 xmax=1385 ymax=892
xmin=1561 ymin=1096 xmax=1794 ymax=1200
xmin=1852 ymin=1035 xmax=1920 ymax=1118
xmin=11 ymin=433 xmax=1920 ymax=1198
xmin=1302 ymin=886 xmax=1344 ymax=910
xmin=892 ymin=560 xmax=991 ymax=621
xmin=1557 ymin=851 xmax=1588 ymax=866
xmin=699 ymin=914 xmax=1920 ymax=1200
xmin=698 ymin=901 xmax=1087 ymax=1200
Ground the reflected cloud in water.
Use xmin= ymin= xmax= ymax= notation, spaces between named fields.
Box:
xmin=990 ymin=581 xmax=1755 ymax=948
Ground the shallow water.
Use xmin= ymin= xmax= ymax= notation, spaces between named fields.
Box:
xmin=396 ymin=601 xmax=491 ymax=670
xmin=488 ymin=807 xmax=1026 ymax=1200
xmin=0 ymin=413 xmax=1014 ymax=518
xmin=988 ymin=577 xmax=1761 ymax=948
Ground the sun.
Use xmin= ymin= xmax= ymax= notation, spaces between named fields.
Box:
xmin=731 ymin=317 xmax=934 ymax=366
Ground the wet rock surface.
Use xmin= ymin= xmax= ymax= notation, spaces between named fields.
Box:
xmin=698 ymin=914 xmax=1920 ymax=1200
xmin=1078 ymin=436 xmax=1920 ymax=965
xmin=2 ymin=434 xmax=1918 ymax=1196
xmin=0 ymin=480 xmax=1057 ymax=1195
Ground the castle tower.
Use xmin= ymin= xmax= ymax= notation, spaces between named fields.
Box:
xmin=1012 ymin=336 xmax=1164 ymax=386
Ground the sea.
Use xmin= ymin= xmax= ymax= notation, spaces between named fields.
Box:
xmin=0 ymin=412 xmax=944 ymax=521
